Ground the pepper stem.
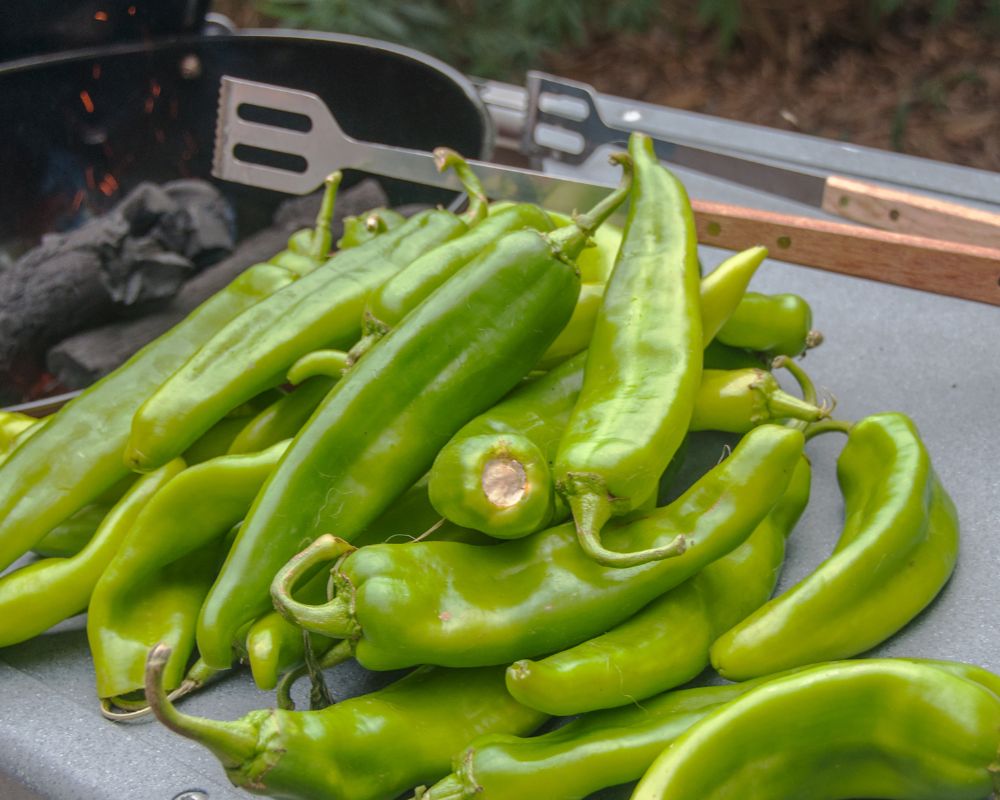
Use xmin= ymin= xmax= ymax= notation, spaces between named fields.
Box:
xmin=286 ymin=348 xmax=350 ymax=385
xmin=433 ymin=148 xmax=488 ymax=224
xmin=549 ymin=153 xmax=633 ymax=262
xmin=308 ymin=171 xmax=342 ymax=262
xmin=410 ymin=774 xmax=468 ymax=800
xmin=275 ymin=639 xmax=354 ymax=711
xmin=144 ymin=643 xmax=258 ymax=768
xmin=803 ymin=418 xmax=854 ymax=441
xmin=270 ymin=535 xmax=359 ymax=638
xmin=568 ymin=486 xmax=686 ymax=568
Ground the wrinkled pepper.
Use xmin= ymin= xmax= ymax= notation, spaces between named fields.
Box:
xmin=271 ymin=424 xmax=803 ymax=670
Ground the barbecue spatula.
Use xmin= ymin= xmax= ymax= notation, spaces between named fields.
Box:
xmin=212 ymin=76 xmax=1000 ymax=306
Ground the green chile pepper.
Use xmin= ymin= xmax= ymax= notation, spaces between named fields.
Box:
xmin=125 ymin=159 xmax=482 ymax=472
xmin=246 ymin=476 xmax=488 ymax=692
xmin=538 ymin=245 xmax=767 ymax=374
xmin=271 ymin=424 xmax=803 ymax=670
xmin=195 ymin=166 xmax=632 ymax=670
xmin=347 ymin=200 xmax=555 ymax=365
xmin=711 ymin=411 xmax=958 ymax=680
xmin=715 ymin=291 xmax=822 ymax=357
xmin=226 ymin=377 xmax=336 ymax=455
xmin=88 ymin=441 xmax=288 ymax=706
xmin=0 ymin=176 xmax=344 ymax=571
xmin=631 ymin=659 xmax=1000 ymax=800
xmin=429 ymin=352 xmax=823 ymax=539
xmin=31 ymin=503 xmax=109 ymax=558
xmin=336 ymin=207 xmax=406 ymax=250
xmin=0 ymin=410 xmax=37 ymax=465
xmin=426 ymin=245 xmax=779 ymax=540
xmin=505 ymin=455 xmax=811 ymax=715
xmin=555 ymin=133 xmax=703 ymax=567
xmin=0 ymin=463 xmax=180 ymax=648
xmin=421 ymin=659 xmax=1000 ymax=800
xmin=146 ymin=644 xmax=548 ymax=800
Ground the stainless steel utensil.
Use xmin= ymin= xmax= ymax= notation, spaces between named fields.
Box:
xmin=524 ymin=71 xmax=1000 ymax=249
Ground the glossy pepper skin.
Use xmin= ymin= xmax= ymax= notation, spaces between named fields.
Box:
xmin=0 ymin=410 xmax=37 ymax=465
xmin=272 ymin=425 xmax=803 ymax=670
xmin=125 ymin=160 xmax=480 ymax=472
xmin=88 ymin=441 xmax=288 ymax=704
xmin=631 ymin=659 xmax=1000 ymax=800
xmin=505 ymin=455 xmax=811 ymax=715
xmin=420 ymin=659 xmax=1000 ymax=800
xmin=555 ymin=133 xmax=703 ymax=567
xmin=711 ymin=411 xmax=959 ymax=680
xmin=146 ymin=645 xmax=547 ymax=800
xmin=196 ymin=169 xmax=634 ymax=670
xmin=0 ymin=463 xmax=180 ymax=648
xmin=429 ymin=353 xmax=823 ymax=539
xmin=226 ymin=376 xmax=336 ymax=455
xmin=715 ymin=290 xmax=821 ymax=357
xmin=0 ymin=175 xmax=343 ymax=571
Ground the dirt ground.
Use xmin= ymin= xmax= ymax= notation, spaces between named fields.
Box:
xmin=218 ymin=3 xmax=998 ymax=172
xmin=549 ymin=7 xmax=1000 ymax=172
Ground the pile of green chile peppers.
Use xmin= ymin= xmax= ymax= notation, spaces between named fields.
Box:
xmin=0 ymin=171 xmax=343 ymax=572
xmin=196 ymin=161 xmax=632 ymax=670
xmin=271 ymin=424 xmax=803 ymax=670
xmin=555 ymin=133 xmax=703 ymax=568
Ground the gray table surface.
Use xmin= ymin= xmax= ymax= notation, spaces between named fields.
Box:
xmin=1 ymin=96 xmax=998 ymax=800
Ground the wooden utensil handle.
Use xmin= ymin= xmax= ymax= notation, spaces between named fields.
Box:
xmin=692 ymin=199 xmax=1000 ymax=306
xmin=821 ymin=176 xmax=1000 ymax=249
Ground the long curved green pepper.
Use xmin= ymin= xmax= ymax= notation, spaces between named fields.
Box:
xmin=346 ymin=156 xmax=552 ymax=366
xmin=631 ymin=659 xmax=1000 ymax=800
xmin=145 ymin=644 xmax=548 ymax=800
xmin=555 ymin=132 xmax=703 ymax=568
xmin=271 ymin=425 xmax=803 ymax=670
xmin=197 ymin=162 xmax=633 ymax=670
xmin=0 ymin=174 xmax=343 ymax=571
xmin=226 ymin=377 xmax=335 ymax=455
xmin=505 ymin=454 xmax=812 ymax=715
xmin=0 ymin=462 xmax=181 ymax=648
xmin=420 ymin=659 xmax=1000 ymax=800
xmin=125 ymin=159 xmax=479 ymax=472
xmin=88 ymin=441 xmax=288 ymax=707
xmin=716 ymin=290 xmax=822 ymax=357
xmin=712 ymin=411 xmax=959 ymax=680
xmin=429 ymin=353 xmax=823 ymax=539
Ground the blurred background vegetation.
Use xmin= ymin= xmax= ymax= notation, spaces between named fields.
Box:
xmin=215 ymin=0 xmax=1000 ymax=169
